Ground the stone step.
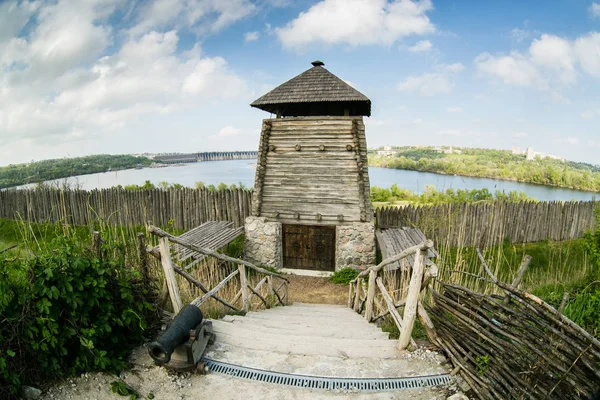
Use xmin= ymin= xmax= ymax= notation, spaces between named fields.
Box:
xmin=219 ymin=316 xmax=389 ymax=340
xmin=258 ymin=306 xmax=358 ymax=318
xmin=241 ymin=312 xmax=381 ymax=330
xmin=291 ymin=302 xmax=347 ymax=308
xmin=211 ymin=321 xmax=399 ymax=359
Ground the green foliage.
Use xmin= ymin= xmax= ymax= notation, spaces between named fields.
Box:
xmin=111 ymin=380 xmax=140 ymax=398
xmin=124 ymin=180 xmax=156 ymax=191
xmin=369 ymin=146 xmax=600 ymax=192
xmin=370 ymin=184 xmax=534 ymax=205
xmin=0 ymin=155 xmax=153 ymax=189
xmin=222 ymin=235 xmax=245 ymax=259
xmin=0 ymin=236 xmax=157 ymax=398
xmin=476 ymin=355 xmax=490 ymax=376
xmin=330 ymin=268 xmax=359 ymax=285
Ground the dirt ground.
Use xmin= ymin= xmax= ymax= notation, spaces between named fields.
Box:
xmin=286 ymin=275 xmax=348 ymax=304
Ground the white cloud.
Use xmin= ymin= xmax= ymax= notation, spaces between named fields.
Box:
xmin=475 ymin=52 xmax=545 ymax=88
xmin=398 ymin=62 xmax=463 ymax=96
xmin=407 ymin=39 xmax=432 ymax=53
xmin=0 ymin=0 xmax=247 ymax=150
xmin=529 ymin=34 xmax=576 ymax=83
xmin=510 ymin=27 xmax=530 ymax=43
xmin=440 ymin=63 xmax=465 ymax=73
xmin=512 ymin=132 xmax=529 ymax=138
xmin=217 ymin=126 xmax=242 ymax=137
xmin=244 ymin=31 xmax=259 ymax=42
xmin=574 ymin=32 xmax=600 ymax=77
xmin=276 ymin=0 xmax=435 ymax=50
xmin=130 ymin=0 xmax=256 ymax=36
xmin=475 ymin=31 xmax=600 ymax=90
xmin=398 ymin=73 xmax=453 ymax=96
xmin=590 ymin=2 xmax=600 ymax=18
xmin=566 ymin=137 xmax=581 ymax=145
xmin=447 ymin=107 xmax=463 ymax=112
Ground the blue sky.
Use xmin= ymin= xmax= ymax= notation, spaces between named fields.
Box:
xmin=1 ymin=0 xmax=599 ymax=166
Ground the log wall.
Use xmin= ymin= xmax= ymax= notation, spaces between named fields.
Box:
xmin=252 ymin=117 xmax=372 ymax=225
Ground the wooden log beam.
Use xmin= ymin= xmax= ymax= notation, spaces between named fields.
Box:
xmin=159 ymin=237 xmax=182 ymax=313
xmin=351 ymin=240 xmax=433 ymax=283
xmin=417 ymin=301 xmax=439 ymax=346
xmin=399 ymin=249 xmax=426 ymax=350
xmin=191 ymin=269 xmax=239 ymax=308
xmin=171 ymin=264 xmax=239 ymax=312
xmin=148 ymin=225 xmax=289 ymax=281
xmin=364 ymin=270 xmax=377 ymax=321
xmin=375 ymin=277 xmax=417 ymax=349
xmin=248 ymin=284 xmax=269 ymax=309
xmin=239 ymin=265 xmax=250 ymax=312
xmin=503 ymin=254 xmax=532 ymax=305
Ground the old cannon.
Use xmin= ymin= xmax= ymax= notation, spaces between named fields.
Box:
xmin=147 ymin=305 xmax=215 ymax=373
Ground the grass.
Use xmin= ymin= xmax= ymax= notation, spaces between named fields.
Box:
xmin=434 ymin=239 xmax=592 ymax=295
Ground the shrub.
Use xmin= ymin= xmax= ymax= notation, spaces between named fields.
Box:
xmin=330 ymin=268 xmax=359 ymax=285
xmin=0 ymin=237 xmax=157 ymax=398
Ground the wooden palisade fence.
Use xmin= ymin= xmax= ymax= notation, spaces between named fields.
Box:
xmin=428 ymin=250 xmax=600 ymax=399
xmin=146 ymin=226 xmax=289 ymax=314
xmin=0 ymin=188 xmax=596 ymax=245
xmin=376 ymin=200 xmax=597 ymax=247
xmin=0 ymin=188 xmax=253 ymax=229
xmin=348 ymin=240 xmax=440 ymax=351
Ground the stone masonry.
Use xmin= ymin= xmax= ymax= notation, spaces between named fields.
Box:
xmin=244 ymin=216 xmax=282 ymax=268
xmin=335 ymin=222 xmax=376 ymax=271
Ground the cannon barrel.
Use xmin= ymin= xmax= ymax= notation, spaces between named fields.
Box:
xmin=148 ymin=305 xmax=203 ymax=364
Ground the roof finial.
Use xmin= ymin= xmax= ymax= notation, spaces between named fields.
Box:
xmin=311 ymin=60 xmax=324 ymax=67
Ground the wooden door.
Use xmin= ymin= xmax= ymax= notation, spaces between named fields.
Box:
xmin=283 ymin=225 xmax=336 ymax=271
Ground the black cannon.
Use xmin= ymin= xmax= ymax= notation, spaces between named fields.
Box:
xmin=147 ymin=305 xmax=215 ymax=372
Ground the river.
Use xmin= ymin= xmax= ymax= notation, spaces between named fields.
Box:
xmin=32 ymin=159 xmax=597 ymax=202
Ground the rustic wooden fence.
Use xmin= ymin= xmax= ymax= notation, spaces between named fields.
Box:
xmin=0 ymin=188 xmax=253 ymax=229
xmin=428 ymin=252 xmax=600 ymax=399
xmin=0 ymin=188 xmax=597 ymax=245
xmin=376 ymin=201 xmax=597 ymax=247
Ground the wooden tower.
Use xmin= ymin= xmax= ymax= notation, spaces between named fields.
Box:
xmin=244 ymin=61 xmax=375 ymax=272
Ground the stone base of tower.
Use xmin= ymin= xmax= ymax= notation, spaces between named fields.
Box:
xmin=244 ymin=217 xmax=375 ymax=272
xmin=244 ymin=217 xmax=283 ymax=269
xmin=335 ymin=222 xmax=376 ymax=271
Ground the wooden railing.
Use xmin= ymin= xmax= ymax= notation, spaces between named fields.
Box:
xmin=348 ymin=239 xmax=439 ymax=350
xmin=147 ymin=226 xmax=289 ymax=315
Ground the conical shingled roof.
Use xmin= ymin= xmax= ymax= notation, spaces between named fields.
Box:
xmin=250 ymin=61 xmax=371 ymax=117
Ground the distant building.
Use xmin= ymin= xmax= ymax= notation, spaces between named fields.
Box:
xmin=377 ymin=145 xmax=396 ymax=156
xmin=512 ymin=146 xmax=564 ymax=162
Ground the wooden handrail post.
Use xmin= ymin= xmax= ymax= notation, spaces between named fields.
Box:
xmin=239 ymin=264 xmax=250 ymax=312
xmin=353 ymin=282 xmax=361 ymax=312
xmin=364 ymin=269 xmax=377 ymax=321
xmin=159 ymin=237 xmax=182 ymax=313
xmin=348 ymin=282 xmax=354 ymax=308
xmin=398 ymin=249 xmax=427 ymax=350
xmin=267 ymin=275 xmax=274 ymax=307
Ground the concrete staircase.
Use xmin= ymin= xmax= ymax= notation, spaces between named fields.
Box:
xmin=206 ymin=303 xmax=449 ymax=379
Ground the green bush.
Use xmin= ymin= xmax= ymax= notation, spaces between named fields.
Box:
xmin=0 ymin=237 xmax=157 ymax=398
xmin=330 ymin=268 xmax=359 ymax=285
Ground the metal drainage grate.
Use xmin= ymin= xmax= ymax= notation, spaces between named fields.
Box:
xmin=202 ymin=358 xmax=452 ymax=392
